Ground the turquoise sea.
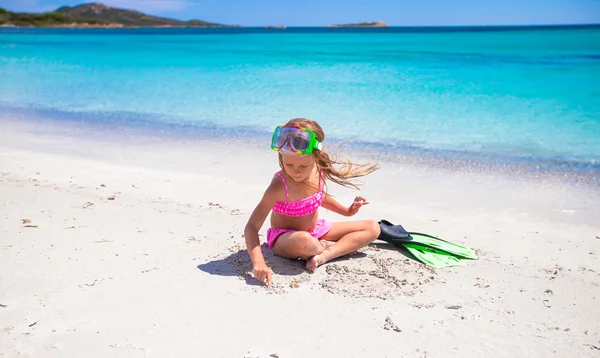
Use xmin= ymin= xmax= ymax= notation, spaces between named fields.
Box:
xmin=1 ymin=26 xmax=599 ymax=172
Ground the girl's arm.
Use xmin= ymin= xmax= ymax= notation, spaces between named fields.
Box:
xmin=321 ymin=194 xmax=351 ymax=216
xmin=322 ymin=193 xmax=369 ymax=217
xmin=243 ymin=177 xmax=281 ymax=286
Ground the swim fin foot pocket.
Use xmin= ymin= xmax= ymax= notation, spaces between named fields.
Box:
xmin=377 ymin=219 xmax=411 ymax=243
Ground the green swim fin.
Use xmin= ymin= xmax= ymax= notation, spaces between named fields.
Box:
xmin=378 ymin=220 xmax=478 ymax=260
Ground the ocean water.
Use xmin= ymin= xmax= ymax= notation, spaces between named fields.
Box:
xmin=1 ymin=26 xmax=599 ymax=172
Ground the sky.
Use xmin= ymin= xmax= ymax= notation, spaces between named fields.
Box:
xmin=1 ymin=0 xmax=600 ymax=27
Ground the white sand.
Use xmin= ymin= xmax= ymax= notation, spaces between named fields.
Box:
xmin=1 ymin=118 xmax=599 ymax=357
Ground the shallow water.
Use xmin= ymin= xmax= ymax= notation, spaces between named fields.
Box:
xmin=1 ymin=26 xmax=599 ymax=172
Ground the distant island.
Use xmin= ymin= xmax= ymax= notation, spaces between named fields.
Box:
xmin=328 ymin=20 xmax=389 ymax=28
xmin=0 ymin=2 xmax=234 ymax=28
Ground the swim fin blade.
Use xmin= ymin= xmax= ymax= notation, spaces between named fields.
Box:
xmin=403 ymin=243 xmax=466 ymax=268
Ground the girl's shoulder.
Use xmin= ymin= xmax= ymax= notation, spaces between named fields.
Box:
xmin=265 ymin=171 xmax=287 ymax=197
xmin=271 ymin=170 xmax=287 ymax=186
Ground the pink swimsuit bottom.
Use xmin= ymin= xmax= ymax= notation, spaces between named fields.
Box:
xmin=267 ymin=219 xmax=332 ymax=249
xmin=267 ymin=171 xmax=332 ymax=248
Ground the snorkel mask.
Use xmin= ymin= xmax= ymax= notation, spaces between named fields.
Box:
xmin=270 ymin=125 xmax=323 ymax=155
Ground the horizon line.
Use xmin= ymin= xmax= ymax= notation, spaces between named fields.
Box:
xmin=243 ymin=23 xmax=600 ymax=27
xmin=1 ymin=22 xmax=599 ymax=29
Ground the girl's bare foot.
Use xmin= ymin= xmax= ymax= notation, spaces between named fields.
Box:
xmin=306 ymin=254 xmax=323 ymax=272
xmin=306 ymin=241 xmax=335 ymax=271
xmin=305 ymin=240 xmax=362 ymax=271
xmin=306 ymin=240 xmax=336 ymax=272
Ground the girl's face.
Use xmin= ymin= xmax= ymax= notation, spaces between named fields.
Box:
xmin=280 ymin=153 xmax=316 ymax=182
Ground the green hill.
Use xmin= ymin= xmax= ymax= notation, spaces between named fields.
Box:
xmin=0 ymin=2 xmax=231 ymax=28
xmin=56 ymin=3 xmax=227 ymax=27
xmin=0 ymin=7 xmax=104 ymax=27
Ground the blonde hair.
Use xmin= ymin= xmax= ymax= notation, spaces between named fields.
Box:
xmin=277 ymin=118 xmax=379 ymax=190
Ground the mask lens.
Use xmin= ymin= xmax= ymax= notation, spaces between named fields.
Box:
xmin=273 ymin=127 xmax=289 ymax=148
xmin=290 ymin=133 xmax=309 ymax=151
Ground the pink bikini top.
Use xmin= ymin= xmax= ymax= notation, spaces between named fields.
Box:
xmin=272 ymin=171 xmax=325 ymax=217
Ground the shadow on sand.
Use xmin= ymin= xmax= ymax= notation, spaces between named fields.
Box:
xmin=197 ymin=243 xmax=370 ymax=286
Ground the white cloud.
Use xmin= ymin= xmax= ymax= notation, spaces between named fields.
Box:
xmin=100 ymin=0 xmax=196 ymax=13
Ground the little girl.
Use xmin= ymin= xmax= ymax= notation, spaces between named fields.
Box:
xmin=244 ymin=118 xmax=381 ymax=287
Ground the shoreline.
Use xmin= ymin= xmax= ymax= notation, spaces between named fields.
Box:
xmin=2 ymin=107 xmax=598 ymax=184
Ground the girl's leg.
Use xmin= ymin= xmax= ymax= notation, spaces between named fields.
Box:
xmin=306 ymin=220 xmax=380 ymax=271
xmin=272 ymin=231 xmax=328 ymax=260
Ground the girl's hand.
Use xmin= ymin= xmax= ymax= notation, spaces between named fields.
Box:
xmin=253 ymin=263 xmax=273 ymax=287
xmin=348 ymin=196 xmax=369 ymax=216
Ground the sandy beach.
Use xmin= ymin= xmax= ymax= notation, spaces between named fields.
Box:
xmin=1 ymin=117 xmax=599 ymax=357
